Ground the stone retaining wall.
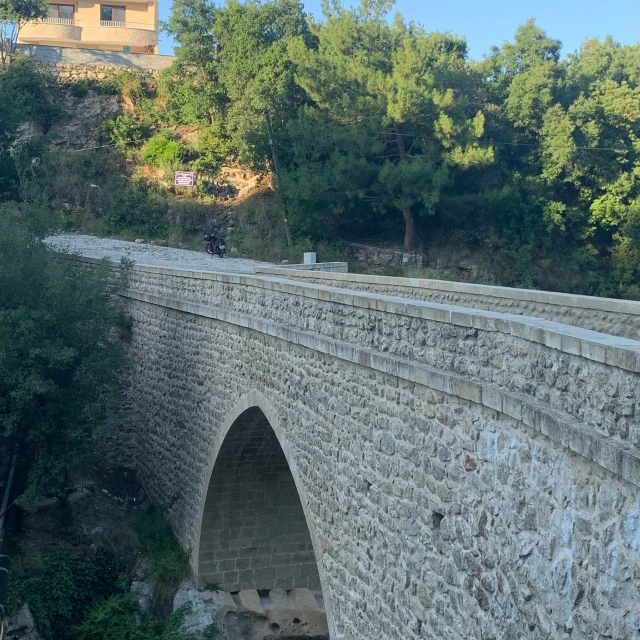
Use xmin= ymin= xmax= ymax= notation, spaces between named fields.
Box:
xmin=34 ymin=60 xmax=161 ymax=85
xmin=256 ymin=267 xmax=640 ymax=341
xmin=16 ymin=44 xmax=174 ymax=84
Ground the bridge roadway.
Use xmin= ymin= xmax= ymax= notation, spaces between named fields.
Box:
xmin=73 ymin=248 xmax=640 ymax=640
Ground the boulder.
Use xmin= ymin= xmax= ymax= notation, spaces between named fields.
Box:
xmin=5 ymin=604 xmax=43 ymax=640
xmin=172 ymin=580 xmax=218 ymax=635
xmin=131 ymin=579 xmax=154 ymax=613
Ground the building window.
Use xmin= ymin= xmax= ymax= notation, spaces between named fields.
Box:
xmin=100 ymin=5 xmax=125 ymax=22
xmin=47 ymin=4 xmax=74 ymax=20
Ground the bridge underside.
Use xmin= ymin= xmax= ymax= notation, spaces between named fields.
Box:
xmin=197 ymin=407 xmax=321 ymax=593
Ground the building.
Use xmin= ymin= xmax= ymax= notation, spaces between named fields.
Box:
xmin=18 ymin=0 xmax=158 ymax=54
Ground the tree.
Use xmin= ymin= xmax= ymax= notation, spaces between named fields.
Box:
xmin=0 ymin=0 xmax=48 ymax=65
xmin=209 ymin=0 xmax=313 ymax=164
xmin=0 ymin=204 xmax=127 ymax=502
xmin=287 ymin=0 xmax=492 ymax=249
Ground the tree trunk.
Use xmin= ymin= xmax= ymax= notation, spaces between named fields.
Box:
xmin=393 ymin=123 xmax=416 ymax=251
xmin=402 ymin=207 xmax=415 ymax=251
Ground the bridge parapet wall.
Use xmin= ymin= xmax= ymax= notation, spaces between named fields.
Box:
xmin=123 ymin=264 xmax=640 ymax=487
xmin=255 ymin=267 xmax=640 ymax=341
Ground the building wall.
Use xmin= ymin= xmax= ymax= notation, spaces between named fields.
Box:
xmin=71 ymin=0 xmax=155 ymax=26
xmin=112 ymin=263 xmax=640 ymax=640
xmin=18 ymin=0 xmax=157 ymax=53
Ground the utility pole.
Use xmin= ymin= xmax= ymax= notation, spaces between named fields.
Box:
xmin=263 ymin=109 xmax=292 ymax=250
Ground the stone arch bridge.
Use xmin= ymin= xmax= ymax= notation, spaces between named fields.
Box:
xmin=109 ymin=261 xmax=640 ymax=639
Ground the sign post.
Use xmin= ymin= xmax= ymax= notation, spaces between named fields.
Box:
xmin=174 ymin=171 xmax=195 ymax=187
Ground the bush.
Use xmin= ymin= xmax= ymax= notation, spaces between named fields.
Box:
xmin=112 ymin=71 xmax=160 ymax=125
xmin=228 ymin=199 xmax=349 ymax=264
xmin=104 ymin=113 xmax=145 ymax=153
xmin=125 ymin=507 xmax=190 ymax=616
xmin=75 ymin=595 xmax=215 ymax=640
xmin=143 ymin=133 xmax=185 ymax=169
xmin=8 ymin=503 xmax=203 ymax=640
xmin=0 ymin=56 xmax=60 ymax=132
xmin=8 ymin=547 xmax=122 ymax=640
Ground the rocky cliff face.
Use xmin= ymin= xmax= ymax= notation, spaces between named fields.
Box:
xmin=50 ymin=89 xmax=120 ymax=150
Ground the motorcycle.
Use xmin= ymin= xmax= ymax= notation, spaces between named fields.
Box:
xmin=204 ymin=235 xmax=225 ymax=258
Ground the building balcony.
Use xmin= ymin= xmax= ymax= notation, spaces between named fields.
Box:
xmin=21 ymin=19 xmax=82 ymax=43
xmin=20 ymin=18 xmax=157 ymax=50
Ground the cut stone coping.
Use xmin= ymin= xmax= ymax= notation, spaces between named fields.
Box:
xmin=71 ymin=255 xmax=640 ymax=372
xmin=255 ymin=266 xmax=640 ymax=317
xmin=70 ymin=256 xmax=640 ymax=486
xmin=275 ymin=262 xmax=348 ymax=273
xmin=16 ymin=44 xmax=175 ymax=70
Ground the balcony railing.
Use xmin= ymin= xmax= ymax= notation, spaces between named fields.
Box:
xmin=33 ymin=17 xmax=155 ymax=30
xmin=40 ymin=17 xmax=74 ymax=25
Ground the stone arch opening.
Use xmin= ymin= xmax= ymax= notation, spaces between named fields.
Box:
xmin=197 ymin=406 xmax=322 ymax=594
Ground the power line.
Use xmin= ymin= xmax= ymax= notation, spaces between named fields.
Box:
xmin=287 ymin=116 xmax=631 ymax=153
xmin=66 ymin=142 xmax=120 ymax=152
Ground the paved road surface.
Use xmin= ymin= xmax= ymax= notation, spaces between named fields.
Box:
xmin=46 ymin=234 xmax=272 ymax=274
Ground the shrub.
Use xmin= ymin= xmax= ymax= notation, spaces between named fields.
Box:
xmin=111 ymin=71 xmax=160 ymax=125
xmin=143 ymin=133 xmax=185 ymax=169
xmin=0 ymin=56 xmax=60 ymax=132
xmin=104 ymin=113 xmax=145 ymax=153
xmin=8 ymin=547 xmax=122 ymax=640
xmin=76 ymin=597 xmax=216 ymax=640
xmin=227 ymin=200 xmax=349 ymax=264
xmin=125 ymin=507 xmax=190 ymax=616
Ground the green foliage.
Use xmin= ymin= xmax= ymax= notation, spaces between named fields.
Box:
xmin=104 ymin=113 xmax=145 ymax=153
xmin=284 ymin=1 xmax=492 ymax=249
xmin=125 ymin=507 xmax=190 ymax=616
xmin=143 ymin=133 xmax=186 ymax=169
xmin=111 ymin=72 xmax=160 ymax=125
xmin=228 ymin=198 xmax=349 ymax=263
xmin=69 ymin=76 xmax=120 ymax=99
xmin=0 ymin=0 xmax=48 ymax=64
xmin=0 ymin=203 xmax=127 ymax=501
xmin=158 ymin=66 xmax=220 ymax=126
xmin=0 ymin=56 xmax=58 ymax=131
xmin=161 ymin=0 xmax=218 ymax=69
xmin=382 ymin=264 xmax=405 ymax=277
xmin=76 ymin=596 xmax=215 ymax=640
xmin=8 ymin=505 xmax=214 ymax=640
xmin=0 ymin=58 xmax=59 ymax=198
xmin=3 ymin=0 xmax=640 ymax=298
xmin=8 ymin=546 xmax=122 ymax=639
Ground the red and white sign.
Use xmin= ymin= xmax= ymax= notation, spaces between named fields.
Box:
xmin=174 ymin=171 xmax=195 ymax=187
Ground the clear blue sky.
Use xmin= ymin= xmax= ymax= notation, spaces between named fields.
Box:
xmin=158 ymin=0 xmax=640 ymax=57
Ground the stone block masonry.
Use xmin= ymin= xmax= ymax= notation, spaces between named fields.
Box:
xmin=255 ymin=267 xmax=640 ymax=340
xmin=93 ymin=259 xmax=640 ymax=639
xmin=16 ymin=44 xmax=175 ymax=85
xmin=199 ymin=407 xmax=320 ymax=592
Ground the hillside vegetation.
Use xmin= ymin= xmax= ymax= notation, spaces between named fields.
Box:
xmin=1 ymin=0 xmax=640 ymax=297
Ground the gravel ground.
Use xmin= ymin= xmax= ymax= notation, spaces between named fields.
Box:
xmin=46 ymin=234 xmax=272 ymax=274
